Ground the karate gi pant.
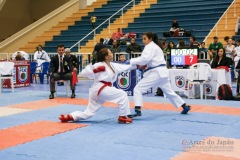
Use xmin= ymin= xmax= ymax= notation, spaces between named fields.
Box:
xmin=134 ymin=71 xmax=185 ymax=108
xmin=71 ymin=86 xmax=130 ymax=121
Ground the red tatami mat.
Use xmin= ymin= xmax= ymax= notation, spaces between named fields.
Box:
xmin=0 ymin=121 xmax=88 ymax=150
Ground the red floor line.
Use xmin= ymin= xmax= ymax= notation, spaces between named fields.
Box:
xmin=7 ymin=98 xmax=240 ymax=116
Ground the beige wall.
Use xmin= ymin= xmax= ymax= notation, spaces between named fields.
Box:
xmin=0 ymin=0 xmax=69 ymax=41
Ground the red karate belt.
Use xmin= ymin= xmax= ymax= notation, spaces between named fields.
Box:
xmin=215 ymin=66 xmax=229 ymax=72
xmin=72 ymin=70 xmax=78 ymax=87
xmin=97 ymin=81 xmax=112 ymax=96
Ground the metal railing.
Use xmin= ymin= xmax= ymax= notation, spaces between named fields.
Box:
xmin=70 ymin=0 xmax=136 ymax=53
xmin=203 ymin=0 xmax=237 ymax=43
xmin=0 ymin=52 xmax=83 ymax=71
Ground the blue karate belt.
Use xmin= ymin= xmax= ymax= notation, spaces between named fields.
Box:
xmin=143 ymin=64 xmax=166 ymax=73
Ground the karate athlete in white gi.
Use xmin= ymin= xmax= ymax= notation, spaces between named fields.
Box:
xmin=59 ymin=48 xmax=135 ymax=124
xmin=127 ymin=32 xmax=191 ymax=118
xmin=34 ymin=45 xmax=50 ymax=72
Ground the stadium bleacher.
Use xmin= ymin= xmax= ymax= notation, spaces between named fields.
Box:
xmin=43 ymin=0 xmax=233 ymax=53
xmin=44 ymin=0 xmax=141 ymax=52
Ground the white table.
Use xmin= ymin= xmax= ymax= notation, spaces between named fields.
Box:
xmin=169 ymin=69 xmax=231 ymax=98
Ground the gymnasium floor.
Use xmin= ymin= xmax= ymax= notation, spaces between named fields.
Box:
xmin=0 ymin=80 xmax=240 ymax=160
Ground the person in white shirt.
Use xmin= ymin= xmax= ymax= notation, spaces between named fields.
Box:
xmin=59 ymin=48 xmax=135 ymax=124
xmin=127 ymin=32 xmax=191 ymax=118
xmin=12 ymin=51 xmax=29 ymax=60
xmin=234 ymin=39 xmax=240 ymax=80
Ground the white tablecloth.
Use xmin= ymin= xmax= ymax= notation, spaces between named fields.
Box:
xmin=0 ymin=62 xmax=14 ymax=75
xmin=169 ymin=69 xmax=231 ymax=97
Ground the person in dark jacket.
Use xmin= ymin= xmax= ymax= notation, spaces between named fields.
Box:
xmin=110 ymin=40 xmax=121 ymax=60
xmin=65 ymin=48 xmax=80 ymax=75
xmin=49 ymin=44 xmax=75 ymax=99
xmin=92 ymin=38 xmax=107 ymax=64
xmin=211 ymin=48 xmax=231 ymax=68
xmin=126 ymin=38 xmax=142 ymax=54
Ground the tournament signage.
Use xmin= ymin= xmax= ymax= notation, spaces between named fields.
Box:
xmin=2 ymin=61 xmax=30 ymax=88
xmin=175 ymin=76 xmax=185 ymax=88
xmin=170 ymin=48 xmax=198 ymax=66
xmin=116 ymin=71 xmax=131 ymax=90
xmin=114 ymin=70 xmax=139 ymax=96
xmin=114 ymin=69 xmax=151 ymax=96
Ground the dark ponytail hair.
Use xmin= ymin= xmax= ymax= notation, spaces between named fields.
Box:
xmin=142 ymin=32 xmax=159 ymax=45
xmin=97 ymin=48 xmax=109 ymax=62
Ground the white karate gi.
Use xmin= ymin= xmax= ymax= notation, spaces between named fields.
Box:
xmin=130 ymin=41 xmax=185 ymax=108
xmin=33 ymin=50 xmax=50 ymax=62
xmin=71 ymin=62 xmax=135 ymax=121
xmin=33 ymin=50 xmax=50 ymax=71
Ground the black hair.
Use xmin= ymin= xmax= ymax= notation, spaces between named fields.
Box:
xmin=216 ymin=47 xmax=226 ymax=60
xmin=224 ymin=36 xmax=230 ymax=41
xmin=97 ymin=48 xmax=109 ymax=62
xmin=142 ymin=32 xmax=159 ymax=44
xmin=57 ymin=44 xmax=64 ymax=48
xmin=167 ymin=41 xmax=175 ymax=49
xmin=190 ymin=36 xmax=196 ymax=41
xmin=118 ymin=54 xmax=124 ymax=57
xmin=100 ymin=38 xmax=104 ymax=43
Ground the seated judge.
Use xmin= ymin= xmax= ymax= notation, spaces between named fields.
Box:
xmin=49 ymin=44 xmax=76 ymax=99
xmin=211 ymin=48 xmax=231 ymax=68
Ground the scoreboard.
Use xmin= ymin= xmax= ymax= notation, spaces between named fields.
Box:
xmin=170 ymin=48 xmax=198 ymax=66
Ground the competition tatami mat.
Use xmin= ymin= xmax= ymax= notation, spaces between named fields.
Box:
xmin=0 ymin=81 xmax=240 ymax=160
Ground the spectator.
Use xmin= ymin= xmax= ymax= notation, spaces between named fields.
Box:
xmin=118 ymin=54 xmax=126 ymax=62
xmin=232 ymin=38 xmax=237 ymax=47
xmin=177 ymin=39 xmax=186 ymax=48
xmin=111 ymin=28 xmax=123 ymax=40
xmin=65 ymin=48 xmax=80 ymax=75
xmin=159 ymin=38 xmax=168 ymax=50
xmin=49 ymin=44 xmax=75 ymax=99
xmin=169 ymin=19 xmax=179 ymax=37
xmin=34 ymin=44 xmax=50 ymax=72
xmin=199 ymin=42 xmax=208 ymax=59
xmin=211 ymin=48 xmax=230 ymax=68
xmin=188 ymin=36 xmax=200 ymax=48
xmin=235 ymin=39 xmax=240 ymax=54
xmin=90 ymin=14 xmax=97 ymax=29
xmin=225 ymin=38 xmax=236 ymax=81
xmin=234 ymin=39 xmax=240 ymax=81
xmin=12 ymin=51 xmax=29 ymax=60
xmin=15 ymin=53 xmax=25 ymax=60
xmin=224 ymin=36 xmax=230 ymax=45
xmin=236 ymin=57 xmax=240 ymax=95
xmin=92 ymin=38 xmax=107 ymax=64
xmin=208 ymin=36 xmax=223 ymax=60
xmin=126 ymin=38 xmax=142 ymax=54
xmin=110 ymin=40 xmax=121 ymax=56
xmin=163 ymin=41 xmax=175 ymax=68
xmin=225 ymin=38 xmax=236 ymax=59
xmin=235 ymin=17 xmax=240 ymax=35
